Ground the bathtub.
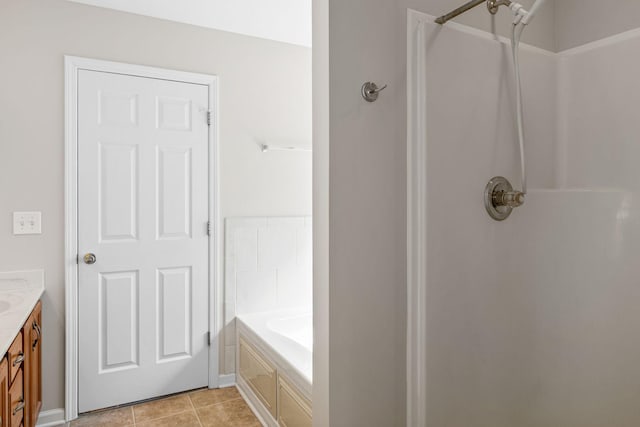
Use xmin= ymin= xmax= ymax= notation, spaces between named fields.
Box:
xmin=236 ymin=309 xmax=312 ymax=426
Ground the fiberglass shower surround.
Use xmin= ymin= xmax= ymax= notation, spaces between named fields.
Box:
xmin=409 ymin=3 xmax=640 ymax=425
xmin=436 ymin=0 xmax=548 ymax=221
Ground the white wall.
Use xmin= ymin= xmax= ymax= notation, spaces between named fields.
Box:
xmin=313 ymin=0 xmax=556 ymax=425
xmin=555 ymin=0 xmax=640 ymax=52
xmin=311 ymin=0 xmax=330 ymax=425
xmin=0 ymin=0 xmax=311 ymax=412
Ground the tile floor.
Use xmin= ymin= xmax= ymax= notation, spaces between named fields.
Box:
xmin=68 ymin=387 xmax=261 ymax=427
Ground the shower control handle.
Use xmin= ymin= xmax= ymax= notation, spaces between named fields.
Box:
xmin=484 ymin=176 xmax=524 ymax=221
xmin=493 ymin=190 xmax=525 ymax=208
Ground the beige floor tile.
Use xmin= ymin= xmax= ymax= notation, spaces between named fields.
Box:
xmin=133 ymin=394 xmax=193 ymax=423
xmin=136 ymin=410 xmax=202 ymax=427
xmin=197 ymin=398 xmax=261 ymax=427
xmin=70 ymin=406 xmax=134 ymax=427
xmin=189 ymin=387 xmax=241 ymax=408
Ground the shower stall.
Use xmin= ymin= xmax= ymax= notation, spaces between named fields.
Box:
xmin=408 ymin=2 xmax=640 ymax=426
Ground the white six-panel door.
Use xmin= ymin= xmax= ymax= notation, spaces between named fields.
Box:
xmin=77 ymin=70 xmax=210 ymax=412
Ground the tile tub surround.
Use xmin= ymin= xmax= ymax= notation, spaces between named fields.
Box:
xmin=224 ymin=217 xmax=312 ymax=374
xmin=0 ymin=270 xmax=45 ymax=356
xmin=69 ymin=387 xmax=260 ymax=427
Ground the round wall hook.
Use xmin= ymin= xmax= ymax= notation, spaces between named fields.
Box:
xmin=361 ymin=82 xmax=387 ymax=102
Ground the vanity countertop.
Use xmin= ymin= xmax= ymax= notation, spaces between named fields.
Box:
xmin=0 ymin=270 xmax=45 ymax=357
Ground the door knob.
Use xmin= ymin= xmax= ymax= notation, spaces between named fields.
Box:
xmin=83 ymin=253 xmax=97 ymax=264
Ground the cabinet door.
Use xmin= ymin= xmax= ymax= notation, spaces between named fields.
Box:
xmin=23 ymin=302 xmax=41 ymax=427
xmin=0 ymin=357 xmax=8 ymax=427
xmin=8 ymin=368 xmax=23 ymax=427
xmin=277 ymin=376 xmax=312 ymax=427
xmin=7 ymin=334 xmax=23 ymax=386
xmin=239 ymin=338 xmax=277 ymax=418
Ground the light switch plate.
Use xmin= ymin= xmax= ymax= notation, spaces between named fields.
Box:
xmin=13 ymin=212 xmax=42 ymax=235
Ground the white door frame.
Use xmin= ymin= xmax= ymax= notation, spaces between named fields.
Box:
xmin=64 ymin=56 xmax=220 ymax=421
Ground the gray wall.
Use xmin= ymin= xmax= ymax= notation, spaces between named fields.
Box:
xmin=556 ymin=0 xmax=640 ymax=51
xmin=0 ymin=0 xmax=311 ymax=411
xmin=313 ymin=0 xmax=555 ymax=426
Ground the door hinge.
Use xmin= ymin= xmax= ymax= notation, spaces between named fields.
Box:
xmin=206 ymin=111 xmax=212 ymax=126
xmin=207 ymin=331 xmax=211 ymax=346
xmin=207 ymin=221 xmax=212 ymax=236
xmin=76 ymin=254 xmax=79 ymax=264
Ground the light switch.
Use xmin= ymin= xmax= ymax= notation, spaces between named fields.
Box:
xmin=13 ymin=212 xmax=42 ymax=235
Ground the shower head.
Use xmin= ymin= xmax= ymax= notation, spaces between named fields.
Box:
xmin=521 ymin=0 xmax=548 ymax=25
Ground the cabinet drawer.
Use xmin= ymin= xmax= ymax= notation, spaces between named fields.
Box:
xmin=277 ymin=376 xmax=312 ymax=427
xmin=7 ymin=333 xmax=23 ymax=385
xmin=8 ymin=368 xmax=23 ymax=427
xmin=239 ymin=337 xmax=277 ymax=418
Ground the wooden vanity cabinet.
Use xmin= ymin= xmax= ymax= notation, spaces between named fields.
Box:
xmin=0 ymin=301 xmax=41 ymax=427
xmin=23 ymin=302 xmax=41 ymax=427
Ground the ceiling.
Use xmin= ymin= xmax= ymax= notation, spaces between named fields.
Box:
xmin=66 ymin=0 xmax=312 ymax=47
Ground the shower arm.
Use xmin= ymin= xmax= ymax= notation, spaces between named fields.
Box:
xmin=435 ymin=0 xmax=512 ymax=25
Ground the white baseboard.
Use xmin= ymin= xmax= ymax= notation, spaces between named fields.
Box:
xmin=36 ymin=408 xmax=66 ymax=426
xmin=236 ymin=377 xmax=274 ymax=427
xmin=218 ymin=373 xmax=236 ymax=388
